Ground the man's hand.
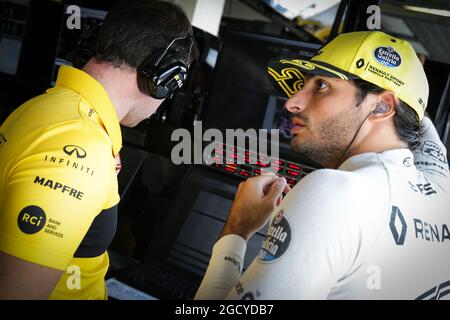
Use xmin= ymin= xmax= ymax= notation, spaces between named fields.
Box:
xmin=220 ymin=174 xmax=291 ymax=241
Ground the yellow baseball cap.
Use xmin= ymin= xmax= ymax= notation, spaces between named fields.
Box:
xmin=267 ymin=31 xmax=429 ymax=120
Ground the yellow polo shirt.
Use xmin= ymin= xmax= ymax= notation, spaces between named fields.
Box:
xmin=0 ymin=66 xmax=122 ymax=299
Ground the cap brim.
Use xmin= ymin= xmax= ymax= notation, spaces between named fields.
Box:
xmin=267 ymin=58 xmax=358 ymax=97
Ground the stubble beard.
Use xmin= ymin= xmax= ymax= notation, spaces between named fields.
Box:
xmin=290 ymin=107 xmax=364 ymax=168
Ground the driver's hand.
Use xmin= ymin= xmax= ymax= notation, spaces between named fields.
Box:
xmin=221 ymin=174 xmax=291 ymax=240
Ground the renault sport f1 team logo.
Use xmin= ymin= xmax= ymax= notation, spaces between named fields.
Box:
xmin=373 ymin=46 xmax=402 ymax=67
xmin=18 ymin=205 xmax=47 ymax=234
xmin=63 ymin=145 xmax=87 ymax=159
xmin=258 ymin=210 xmax=292 ymax=263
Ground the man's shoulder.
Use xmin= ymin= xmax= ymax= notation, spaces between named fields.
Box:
xmin=1 ymin=107 xmax=113 ymax=184
xmin=286 ymin=167 xmax=389 ymax=220
xmin=300 ymin=167 xmax=385 ymax=194
xmin=3 ymin=91 xmax=110 ymax=153
xmin=27 ymin=86 xmax=84 ymax=118
xmin=3 ymin=88 xmax=96 ymax=137
xmin=282 ymin=167 xmax=390 ymax=249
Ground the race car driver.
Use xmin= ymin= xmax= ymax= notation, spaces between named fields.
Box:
xmin=195 ymin=31 xmax=450 ymax=300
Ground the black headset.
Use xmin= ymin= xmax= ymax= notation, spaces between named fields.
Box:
xmin=75 ymin=22 xmax=194 ymax=100
xmin=137 ymin=26 xmax=195 ymax=99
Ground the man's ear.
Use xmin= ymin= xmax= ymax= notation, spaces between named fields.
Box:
xmin=379 ymin=91 xmax=399 ymax=110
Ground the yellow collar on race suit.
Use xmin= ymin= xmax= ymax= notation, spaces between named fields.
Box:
xmin=55 ymin=66 xmax=122 ymax=156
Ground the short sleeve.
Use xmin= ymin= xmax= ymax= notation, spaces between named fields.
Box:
xmin=0 ymin=121 xmax=117 ymax=271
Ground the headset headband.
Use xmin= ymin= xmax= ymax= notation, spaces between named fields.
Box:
xmin=153 ymin=26 xmax=194 ymax=67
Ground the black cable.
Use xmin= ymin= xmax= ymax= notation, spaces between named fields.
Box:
xmin=335 ymin=111 xmax=372 ymax=169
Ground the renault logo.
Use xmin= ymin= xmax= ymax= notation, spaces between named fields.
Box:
xmin=389 ymin=206 xmax=407 ymax=245
xmin=63 ymin=145 xmax=87 ymax=159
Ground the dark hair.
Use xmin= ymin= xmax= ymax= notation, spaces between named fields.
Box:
xmin=92 ymin=0 xmax=192 ymax=69
xmin=352 ymin=78 xmax=423 ymax=151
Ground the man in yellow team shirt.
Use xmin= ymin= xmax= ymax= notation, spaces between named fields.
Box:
xmin=0 ymin=0 xmax=195 ymax=299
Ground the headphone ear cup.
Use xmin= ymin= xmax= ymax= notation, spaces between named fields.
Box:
xmin=138 ymin=53 xmax=188 ymax=99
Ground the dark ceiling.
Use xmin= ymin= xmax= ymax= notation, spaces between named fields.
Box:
xmin=381 ymin=0 xmax=450 ymax=64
